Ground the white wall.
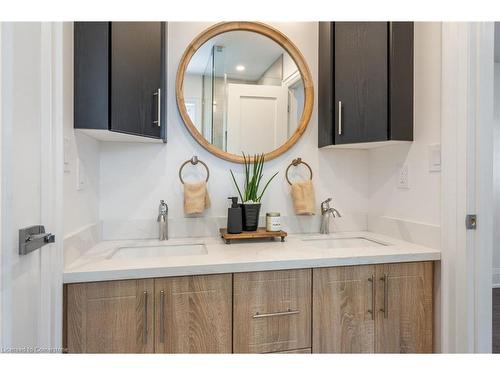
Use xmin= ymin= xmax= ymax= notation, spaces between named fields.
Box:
xmin=94 ymin=22 xmax=441 ymax=244
xmin=283 ymin=53 xmax=298 ymax=81
xmin=99 ymin=22 xmax=369 ymax=237
xmin=493 ymin=62 xmax=500 ymax=286
xmin=257 ymin=55 xmax=283 ymax=85
xmin=367 ymin=22 xmax=442 ymax=249
xmin=62 ymin=23 xmax=100 ymax=237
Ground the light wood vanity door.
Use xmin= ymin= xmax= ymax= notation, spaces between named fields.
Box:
xmin=312 ymin=266 xmax=376 ymax=353
xmin=154 ymin=274 xmax=232 ymax=353
xmin=375 ymin=261 xmax=433 ymax=353
xmin=233 ymin=269 xmax=312 ymax=353
xmin=66 ymin=279 xmax=154 ymax=353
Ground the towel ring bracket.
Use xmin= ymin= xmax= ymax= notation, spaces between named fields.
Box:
xmin=285 ymin=157 xmax=313 ymax=185
xmin=179 ymin=156 xmax=210 ymax=184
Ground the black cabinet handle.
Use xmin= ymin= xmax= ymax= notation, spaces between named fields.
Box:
xmin=153 ymin=88 xmax=161 ymax=127
xmin=338 ymin=101 xmax=342 ymax=135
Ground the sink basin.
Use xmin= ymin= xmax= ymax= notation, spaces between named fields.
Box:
xmin=108 ymin=243 xmax=207 ymax=260
xmin=302 ymin=237 xmax=388 ymax=250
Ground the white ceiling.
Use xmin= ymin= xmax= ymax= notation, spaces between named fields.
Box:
xmin=495 ymin=22 xmax=500 ymax=62
xmin=186 ymin=30 xmax=290 ymax=81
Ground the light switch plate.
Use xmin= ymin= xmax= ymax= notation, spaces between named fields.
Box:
xmin=76 ymin=158 xmax=85 ymax=191
xmin=63 ymin=136 xmax=70 ymax=173
xmin=428 ymin=144 xmax=441 ymax=172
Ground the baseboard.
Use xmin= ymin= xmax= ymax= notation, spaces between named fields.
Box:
xmin=493 ymin=268 xmax=500 ymax=288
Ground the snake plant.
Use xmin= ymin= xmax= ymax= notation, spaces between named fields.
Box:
xmin=230 ymin=153 xmax=279 ymax=204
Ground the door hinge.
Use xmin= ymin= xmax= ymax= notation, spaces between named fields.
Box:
xmin=466 ymin=214 xmax=477 ymax=230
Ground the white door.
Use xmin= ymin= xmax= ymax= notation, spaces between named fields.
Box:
xmin=226 ymin=83 xmax=288 ymax=154
xmin=0 ymin=23 xmax=63 ymax=352
xmin=441 ymin=22 xmax=495 ymax=353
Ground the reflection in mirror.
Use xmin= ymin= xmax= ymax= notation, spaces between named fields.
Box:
xmin=183 ymin=30 xmax=304 ymax=155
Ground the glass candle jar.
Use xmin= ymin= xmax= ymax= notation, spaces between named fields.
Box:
xmin=266 ymin=212 xmax=281 ymax=232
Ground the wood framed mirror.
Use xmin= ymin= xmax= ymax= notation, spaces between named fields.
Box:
xmin=176 ymin=22 xmax=314 ymax=163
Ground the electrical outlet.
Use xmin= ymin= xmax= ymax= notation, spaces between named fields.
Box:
xmin=76 ymin=158 xmax=85 ymax=191
xmin=398 ymin=164 xmax=410 ymax=189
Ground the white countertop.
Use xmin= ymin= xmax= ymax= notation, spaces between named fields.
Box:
xmin=63 ymin=231 xmax=440 ymax=283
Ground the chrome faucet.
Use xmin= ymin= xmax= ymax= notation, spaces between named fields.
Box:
xmin=157 ymin=200 xmax=168 ymax=240
xmin=320 ymin=198 xmax=341 ymax=234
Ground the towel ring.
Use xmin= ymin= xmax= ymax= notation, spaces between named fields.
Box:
xmin=179 ymin=156 xmax=210 ymax=184
xmin=285 ymin=158 xmax=313 ymax=185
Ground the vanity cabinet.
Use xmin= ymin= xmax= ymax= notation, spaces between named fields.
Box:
xmin=64 ymin=262 xmax=434 ymax=353
xmin=154 ymin=274 xmax=232 ymax=353
xmin=312 ymin=261 xmax=433 ymax=353
xmin=318 ymin=22 xmax=413 ymax=148
xmin=233 ymin=269 xmax=312 ymax=353
xmin=271 ymin=348 xmax=312 ymax=354
xmin=312 ymin=265 xmax=376 ymax=353
xmin=66 ymin=279 xmax=155 ymax=353
xmin=74 ymin=22 xmax=166 ymax=142
xmin=374 ymin=262 xmax=434 ymax=353
xmin=65 ymin=275 xmax=231 ymax=353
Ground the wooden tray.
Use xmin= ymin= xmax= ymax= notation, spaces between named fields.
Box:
xmin=219 ymin=227 xmax=287 ymax=244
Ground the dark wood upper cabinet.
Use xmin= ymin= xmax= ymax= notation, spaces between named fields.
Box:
xmin=74 ymin=22 xmax=166 ymax=142
xmin=74 ymin=22 xmax=109 ymax=132
xmin=318 ymin=22 xmax=413 ymax=148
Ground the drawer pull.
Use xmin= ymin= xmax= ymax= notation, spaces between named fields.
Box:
xmin=252 ymin=309 xmax=300 ymax=319
xmin=368 ymin=275 xmax=375 ymax=320
xmin=379 ymin=273 xmax=389 ymax=319
xmin=160 ymin=290 xmax=165 ymax=343
xmin=143 ymin=291 xmax=148 ymax=342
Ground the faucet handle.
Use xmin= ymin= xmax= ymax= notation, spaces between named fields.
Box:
xmin=321 ymin=198 xmax=332 ymax=210
xmin=333 ymin=208 xmax=341 ymax=218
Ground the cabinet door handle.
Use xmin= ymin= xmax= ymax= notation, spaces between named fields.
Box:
xmin=153 ymin=88 xmax=161 ymax=127
xmin=159 ymin=290 xmax=165 ymax=343
xmin=252 ymin=309 xmax=300 ymax=319
xmin=368 ymin=275 xmax=375 ymax=320
xmin=143 ymin=291 xmax=148 ymax=342
xmin=338 ymin=101 xmax=342 ymax=135
xmin=379 ymin=273 xmax=388 ymax=319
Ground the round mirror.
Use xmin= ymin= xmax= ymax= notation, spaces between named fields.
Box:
xmin=176 ymin=22 xmax=314 ymax=163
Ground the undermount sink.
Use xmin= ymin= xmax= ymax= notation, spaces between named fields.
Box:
xmin=301 ymin=237 xmax=389 ymax=250
xmin=107 ymin=243 xmax=207 ymax=260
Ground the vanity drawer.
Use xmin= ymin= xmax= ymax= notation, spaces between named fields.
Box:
xmin=270 ymin=348 xmax=312 ymax=354
xmin=233 ymin=269 xmax=312 ymax=353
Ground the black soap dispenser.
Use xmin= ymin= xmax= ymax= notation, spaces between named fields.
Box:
xmin=227 ymin=197 xmax=243 ymax=234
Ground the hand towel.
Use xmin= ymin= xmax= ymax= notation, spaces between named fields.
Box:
xmin=184 ymin=181 xmax=211 ymax=215
xmin=291 ymin=179 xmax=316 ymax=215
